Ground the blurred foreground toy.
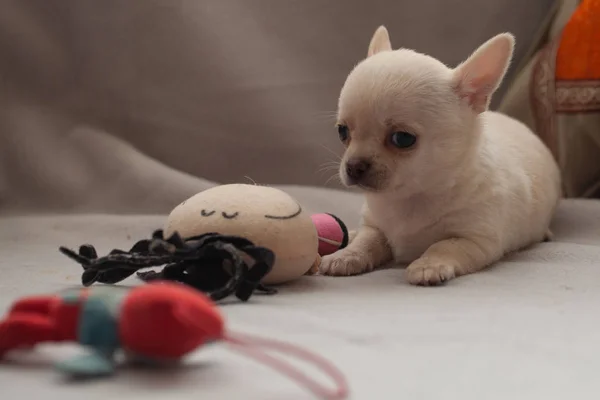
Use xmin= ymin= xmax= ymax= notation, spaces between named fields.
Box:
xmin=60 ymin=184 xmax=349 ymax=299
xmin=0 ymin=283 xmax=349 ymax=400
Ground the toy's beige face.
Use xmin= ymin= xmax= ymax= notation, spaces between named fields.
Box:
xmin=164 ymin=184 xmax=319 ymax=284
xmin=167 ymin=184 xmax=304 ymax=234
xmin=164 ymin=183 xmax=315 ymax=239
xmin=184 ymin=190 xmax=302 ymax=222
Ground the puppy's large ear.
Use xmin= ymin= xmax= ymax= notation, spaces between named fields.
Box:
xmin=451 ymin=33 xmax=515 ymax=113
xmin=368 ymin=26 xmax=392 ymax=57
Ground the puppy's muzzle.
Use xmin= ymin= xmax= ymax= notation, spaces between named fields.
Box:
xmin=345 ymin=158 xmax=372 ymax=184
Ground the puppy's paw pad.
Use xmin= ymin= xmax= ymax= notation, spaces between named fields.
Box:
xmin=405 ymin=258 xmax=456 ymax=286
xmin=319 ymin=252 xmax=370 ymax=276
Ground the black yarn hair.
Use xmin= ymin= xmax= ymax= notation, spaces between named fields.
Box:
xmin=59 ymin=229 xmax=277 ymax=302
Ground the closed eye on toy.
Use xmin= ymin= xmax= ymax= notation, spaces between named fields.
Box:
xmin=264 ymin=203 xmax=302 ymax=220
xmin=200 ymin=204 xmax=302 ymax=220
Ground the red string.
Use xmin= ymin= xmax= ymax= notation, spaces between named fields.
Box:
xmin=223 ymin=332 xmax=349 ymax=400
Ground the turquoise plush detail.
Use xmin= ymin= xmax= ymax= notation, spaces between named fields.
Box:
xmin=60 ymin=289 xmax=82 ymax=304
xmin=54 ymin=286 xmax=131 ymax=376
xmin=78 ymin=296 xmax=120 ymax=355
xmin=55 ymin=352 xmax=115 ymax=376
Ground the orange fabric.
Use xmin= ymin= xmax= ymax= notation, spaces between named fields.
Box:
xmin=556 ymin=0 xmax=600 ymax=80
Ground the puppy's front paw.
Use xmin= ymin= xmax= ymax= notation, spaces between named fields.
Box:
xmin=405 ymin=257 xmax=456 ymax=286
xmin=319 ymin=251 xmax=371 ymax=276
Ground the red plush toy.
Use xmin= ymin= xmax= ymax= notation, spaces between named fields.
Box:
xmin=0 ymin=282 xmax=348 ymax=400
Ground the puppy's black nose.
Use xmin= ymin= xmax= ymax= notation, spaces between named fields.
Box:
xmin=345 ymin=159 xmax=371 ymax=182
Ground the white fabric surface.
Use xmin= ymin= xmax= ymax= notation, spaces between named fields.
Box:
xmin=1 ymin=198 xmax=599 ymax=399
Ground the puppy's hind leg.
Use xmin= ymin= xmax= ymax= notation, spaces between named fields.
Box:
xmin=319 ymin=225 xmax=392 ymax=276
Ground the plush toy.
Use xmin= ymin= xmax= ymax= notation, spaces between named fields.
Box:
xmin=0 ymin=282 xmax=348 ymax=399
xmin=162 ymin=184 xmax=348 ymax=284
xmin=59 ymin=184 xmax=349 ymax=301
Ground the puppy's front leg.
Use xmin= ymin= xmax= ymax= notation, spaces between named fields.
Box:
xmin=405 ymin=237 xmax=499 ymax=286
xmin=319 ymin=225 xmax=392 ymax=276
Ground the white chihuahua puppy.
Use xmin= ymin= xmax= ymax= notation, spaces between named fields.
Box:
xmin=320 ymin=26 xmax=561 ymax=285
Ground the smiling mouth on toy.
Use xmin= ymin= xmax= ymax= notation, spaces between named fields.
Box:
xmin=264 ymin=203 xmax=302 ymax=220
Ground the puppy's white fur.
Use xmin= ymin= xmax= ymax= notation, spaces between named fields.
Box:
xmin=320 ymin=26 xmax=561 ymax=285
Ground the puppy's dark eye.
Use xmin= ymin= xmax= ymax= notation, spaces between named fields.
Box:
xmin=390 ymin=131 xmax=417 ymax=149
xmin=337 ymin=125 xmax=349 ymax=142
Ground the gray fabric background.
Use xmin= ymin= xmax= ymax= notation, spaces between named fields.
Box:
xmin=0 ymin=0 xmax=556 ymax=214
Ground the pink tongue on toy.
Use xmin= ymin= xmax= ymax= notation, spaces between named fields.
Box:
xmin=311 ymin=214 xmax=345 ymax=256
